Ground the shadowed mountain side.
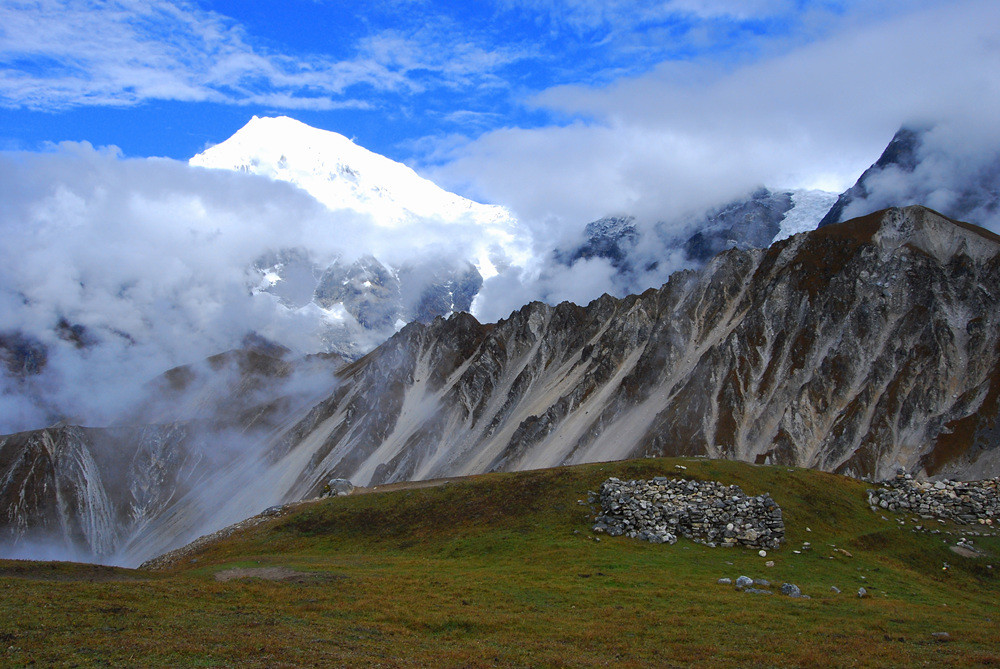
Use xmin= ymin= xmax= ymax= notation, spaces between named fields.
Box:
xmin=0 ymin=348 xmax=345 ymax=563
xmin=819 ymin=126 xmax=1000 ymax=230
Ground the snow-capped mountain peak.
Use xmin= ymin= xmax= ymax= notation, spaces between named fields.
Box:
xmin=189 ymin=117 xmax=527 ymax=278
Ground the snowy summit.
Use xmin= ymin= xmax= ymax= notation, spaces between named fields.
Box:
xmin=190 ymin=116 xmax=529 ymax=279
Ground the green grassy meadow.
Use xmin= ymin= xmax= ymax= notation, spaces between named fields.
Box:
xmin=2 ymin=458 xmax=999 ymax=667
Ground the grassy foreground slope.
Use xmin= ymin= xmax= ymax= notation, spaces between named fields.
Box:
xmin=2 ymin=458 xmax=999 ymax=667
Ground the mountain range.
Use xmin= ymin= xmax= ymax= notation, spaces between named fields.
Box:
xmin=3 ymin=118 xmax=1000 ymax=566
xmin=3 ymin=204 xmax=999 ymax=565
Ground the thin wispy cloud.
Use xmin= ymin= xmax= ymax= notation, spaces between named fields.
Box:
xmin=0 ymin=0 xmax=853 ymax=116
xmin=0 ymin=0 xmax=524 ymax=111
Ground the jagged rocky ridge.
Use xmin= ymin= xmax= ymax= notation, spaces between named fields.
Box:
xmin=3 ymin=204 xmax=1000 ymax=565
xmin=278 ymin=205 xmax=1000 ymax=491
xmin=592 ymin=476 xmax=784 ymax=549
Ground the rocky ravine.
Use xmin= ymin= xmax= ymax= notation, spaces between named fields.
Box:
xmin=3 ymin=205 xmax=1000 ymax=565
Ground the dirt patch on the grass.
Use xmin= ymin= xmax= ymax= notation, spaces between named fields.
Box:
xmin=949 ymin=544 xmax=983 ymax=559
xmin=214 ymin=566 xmax=345 ymax=584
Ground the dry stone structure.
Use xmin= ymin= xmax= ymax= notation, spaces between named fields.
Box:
xmin=592 ymin=477 xmax=784 ymax=549
xmin=868 ymin=470 xmax=1000 ymax=525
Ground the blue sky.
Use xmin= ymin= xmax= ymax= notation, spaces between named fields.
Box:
xmin=1 ymin=0 xmax=999 ymax=223
xmin=0 ymin=1 xmax=896 ymax=160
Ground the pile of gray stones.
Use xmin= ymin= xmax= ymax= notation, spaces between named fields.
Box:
xmin=717 ymin=576 xmax=809 ymax=598
xmin=868 ymin=470 xmax=999 ymax=526
xmin=591 ymin=476 xmax=784 ymax=549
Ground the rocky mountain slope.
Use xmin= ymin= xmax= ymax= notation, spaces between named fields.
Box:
xmin=271 ymin=206 xmax=1000 ymax=495
xmin=4 ymin=204 xmax=999 ymax=566
xmin=0 ymin=347 xmax=343 ymax=563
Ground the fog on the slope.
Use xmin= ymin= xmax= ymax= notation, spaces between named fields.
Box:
xmin=0 ymin=325 xmax=345 ymax=566
xmin=0 ymin=142 xmax=508 ymax=435
xmin=841 ymin=122 xmax=1000 ymax=232
xmin=108 ymin=351 xmax=344 ymax=567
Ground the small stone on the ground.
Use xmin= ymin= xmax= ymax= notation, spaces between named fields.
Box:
xmin=780 ymin=583 xmax=802 ymax=597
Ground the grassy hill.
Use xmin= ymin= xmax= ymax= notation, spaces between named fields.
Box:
xmin=2 ymin=457 xmax=999 ymax=667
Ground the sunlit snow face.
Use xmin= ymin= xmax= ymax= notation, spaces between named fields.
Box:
xmin=191 ymin=116 xmax=534 ymax=277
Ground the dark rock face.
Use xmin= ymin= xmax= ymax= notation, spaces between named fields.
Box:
xmin=398 ymin=261 xmax=483 ymax=324
xmin=819 ymin=127 xmax=926 ymax=228
xmin=679 ymin=187 xmax=793 ymax=262
xmin=315 ymin=255 xmax=402 ymax=330
xmin=562 ymin=216 xmax=640 ymax=269
xmin=560 ymin=189 xmax=794 ymax=291
xmin=0 ymin=331 xmax=47 ymax=378
xmin=819 ymin=126 xmax=1000 ymax=230
xmin=257 ymin=250 xmax=484 ymax=342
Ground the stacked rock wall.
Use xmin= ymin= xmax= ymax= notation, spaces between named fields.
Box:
xmin=592 ymin=477 xmax=784 ymax=549
xmin=868 ymin=471 xmax=1000 ymax=525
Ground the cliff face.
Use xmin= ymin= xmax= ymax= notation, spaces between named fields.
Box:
xmin=0 ymin=424 xmax=200 ymax=561
xmin=0 ymin=347 xmax=340 ymax=564
xmin=3 ymin=205 xmax=999 ymax=565
xmin=272 ymin=206 xmax=1000 ymax=490
xmin=819 ymin=127 xmax=1000 ymax=230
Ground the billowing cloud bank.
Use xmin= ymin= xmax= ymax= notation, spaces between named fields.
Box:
xmin=0 ymin=142 xmax=526 ymax=434
xmin=430 ymin=0 xmax=1000 ymax=234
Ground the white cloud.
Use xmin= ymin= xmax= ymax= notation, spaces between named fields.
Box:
xmin=0 ymin=140 xmax=495 ymax=432
xmin=495 ymin=0 xmax=794 ymax=32
xmin=0 ymin=136 xmax=567 ymax=433
xmin=429 ymin=0 xmax=1000 ymax=232
xmin=0 ymin=0 xmax=451 ymax=110
xmin=0 ymin=0 xmax=545 ymax=112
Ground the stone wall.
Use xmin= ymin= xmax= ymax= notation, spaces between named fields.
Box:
xmin=592 ymin=477 xmax=784 ymax=549
xmin=868 ymin=471 xmax=1000 ymax=525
